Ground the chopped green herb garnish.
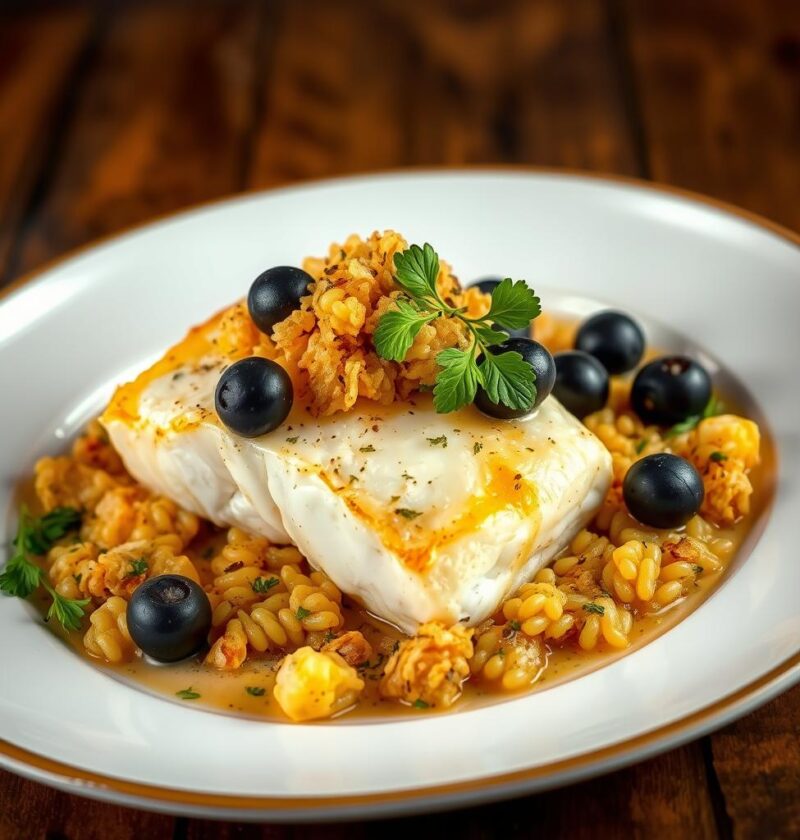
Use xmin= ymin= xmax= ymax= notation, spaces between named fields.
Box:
xmin=473 ymin=441 xmax=483 ymax=455
xmin=359 ymin=445 xmax=376 ymax=453
xmin=635 ymin=438 xmax=649 ymax=454
xmin=0 ymin=506 xmax=88 ymax=631
xmin=296 ymin=606 xmax=311 ymax=620
xmin=509 ymin=619 xmax=521 ymax=632
xmin=19 ymin=506 xmax=82 ymax=556
xmin=323 ymin=630 xmax=337 ymax=644
xmin=665 ymin=395 xmax=724 ymax=439
xmin=286 ymin=436 xmax=299 ymax=444
xmin=412 ymin=698 xmax=430 ymax=709
xmin=125 ymin=558 xmax=149 ymax=578
xmin=176 ymin=687 xmax=201 ymax=700
xmin=395 ymin=508 xmax=422 ymax=520
xmin=582 ymin=602 xmax=605 ymax=616
xmin=245 ymin=686 xmax=266 ymax=697
xmin=427 ymin=435 xmax=448 ymax=448
xmin=251 ymin=576 xmax=280 ymax=594
xmin=373 ymin=243 xmax=541 ymax=413
xmin=710 ymin=451 xmax=728 ymax=462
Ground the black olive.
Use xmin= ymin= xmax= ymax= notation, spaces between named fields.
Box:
xmin=127 ymin=575 xmax=212 ymax=663
xmin=472 ymin=277 xmax=533 ymax=339
xmin=631 ymin=356 xmax=712 ymax=426
xmin=215 ymin=356 xmax=293 ymax=437
xmin=575 ymin=310 xmax=645 ymax=374
xmin=552 ymin=351 xmax=609 ymax=418
xmin=623 ymin=453 xmax=705 ymax=529
xmin=475 ymin=338 xmax=555 ymax=419
xmin=247 ymin=266 xmax=313 ymax=334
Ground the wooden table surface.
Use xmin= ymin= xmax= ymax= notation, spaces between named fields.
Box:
xmin=1 ymin=1 xmax=799 ymax=837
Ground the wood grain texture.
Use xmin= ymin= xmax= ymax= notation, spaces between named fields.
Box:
xmin=623 ymin=0 xmax=800 ymax=231
xmin=0 ymin=767 xmax=173 ymax=840
xmin=0 ymin=4 xmax=93 ymax=279
xmin=711 ymin=684 xmax=800 ymax=839
xmin=248 ymin=0 xmax=637 ymax=187
xmin=6 ymin=0 xmax=265 ymax=280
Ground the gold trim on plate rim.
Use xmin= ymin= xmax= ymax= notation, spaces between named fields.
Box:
xmin=1 ymin=167 xmax=799 ymax=819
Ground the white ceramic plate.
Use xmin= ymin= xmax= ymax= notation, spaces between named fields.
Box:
xmin=1 ymin=170 xmax=798 ymax=821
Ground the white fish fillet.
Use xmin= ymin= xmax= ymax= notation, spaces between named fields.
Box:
xmin=103 ymin=313 xmax=611 ymax=633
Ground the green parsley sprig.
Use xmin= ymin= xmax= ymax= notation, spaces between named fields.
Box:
xmin=373 ymin=243 xmax=541 ymax=413
xmin=664 ymin=394 xmax=724 ymax=439
xmin=0 ymin=506 xmax=89 ymax=631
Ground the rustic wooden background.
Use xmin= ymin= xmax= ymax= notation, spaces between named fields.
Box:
xmin=1 ymin=0 xmax=799 ymax=837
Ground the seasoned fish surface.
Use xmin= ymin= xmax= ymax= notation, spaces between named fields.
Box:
xmin=103 ymin=315 xmax=611 ymax=633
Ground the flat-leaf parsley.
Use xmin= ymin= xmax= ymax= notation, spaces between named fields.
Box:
xmin=373 ymin=244 xmax=541 ymax=414
xmin=176 ymin=687 xmax=201 ymax=700
xmin=251 ymin=576 xmax=280 ymax=594
xmin=0 ymin=506 xmax=89 ymax=631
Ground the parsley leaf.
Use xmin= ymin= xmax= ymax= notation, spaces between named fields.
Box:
xmin=19 ymin=506 xmax=81 ymax=556
xmin=374 ymin=243 xmax=542 ymax=414
xmin=433 ymin=349 xmax=481 ymax=413
xmin=125 ymin=558 xmax=148 ymax=578
xmin=665 ymin=395 xmax=724 ymax=438
xmin=479 ymin=349 xmax=536 ymax=411
xmin=0 ymin=550 xmax=42 ymax=599
xmin=373 ymin=299 xmax=436 ymax=362
xmin=710 ymin=451 xmax=728 ymax=463
xmin=703 ymin=394 xmax=724 ymax=418
xmin=426 ymin=434 xmax=448 ymax=448
xmin=296 ymin=606 xmax=311 ymax=620
xmin=582 ymin=602 xmax=605 ymax=616
xmin=1 ymin=507 xmax=88 ymax=631
xmin=486 ymin=278 xmax=541 ymax=329
xmin=45 ymin=587 xmax=90 ymax=632
xmin=176 ymin=687 xmax=201 ymax=700
xmin=473 ymin=323 xmax=508 ymax=347
xmin=412 ymin=698 xmax=430 ymax=709
xmin=251 ymin=576 xmax=280 ymax=594
xmin=245 ymin=686 xmax=266 ymax=697
xmin=395 ymin=508 xmax=422 ymax=520
xmin=393 ymin=243 xmax=440 ymax=299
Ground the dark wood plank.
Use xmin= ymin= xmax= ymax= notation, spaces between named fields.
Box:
xmin=6 ymin=0 xmax=266 ymax=280
xmin=248 ymin=0 xmax=638 ymax=187
xmin=622 ymin=0 xmax=800 ymax=231
xmin=0 ymin=3 xmax=94 ymax=280
xmin=0 ymin=768 xmax=173 ymax=840
xmin=710 ymin=685 xmax=800 ymax=840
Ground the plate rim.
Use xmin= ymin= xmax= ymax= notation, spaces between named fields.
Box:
xmin=2 ymin=165 xmax=799 ymax=820
xmin=2 ymin=653 xmax=798 ymax=821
